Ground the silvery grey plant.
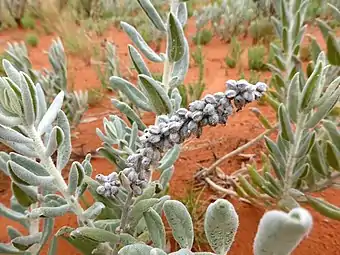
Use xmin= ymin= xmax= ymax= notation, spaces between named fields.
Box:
xmin=5 ymin=38 xmax=88 ymax=129
xmin=0 ymin=58 xmax=313 ymax=255
xmin=0 ymin=0 xmax=316 ymax=254
xmin=198 ymin=0 xmax=340 ymax=219
xmin=194 ymin=0 xmax=256 ymax=42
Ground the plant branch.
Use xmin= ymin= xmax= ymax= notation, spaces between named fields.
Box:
xmin=195 ymin=123 xmax=279 ymax=179
xmin=118 ymin=191 xmax=134 ymax=233
xmin=27 ymin=125 xmax=95 ymax=227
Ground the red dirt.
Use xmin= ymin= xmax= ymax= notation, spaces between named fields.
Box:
xmin=1 ymin=18 xmax=340 ymax=255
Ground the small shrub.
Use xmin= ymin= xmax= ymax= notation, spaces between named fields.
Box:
xmin=192 ymin=29 xmax=213 ymax=45
xmin=299 ymin=44 xmax=311 ymax=62
xmin=191 ymin=47 xmax=204 ymax=66
xmin=88 ymin=88 xmax=104 ymax=106
xmin=249 ymin=18 xmax=275 ymax=44
xmin=25 ymin=33 xmax=39 ymax=47
xmin=248 ymin=45 xmax=267 ymax=70
xmin=225 ymin=56 xmax=236 ymax=68
xmin=20 ymin=14 xmax=35 ymax=29
xmin=225 ymin=37 xmax=243 ymax=69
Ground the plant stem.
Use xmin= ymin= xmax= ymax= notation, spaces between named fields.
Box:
xmin=112 ymin=192 xmax=134 ymax=255
xmin=28 ymin=197 xmax=40 ymax=255
xmin=118 ymin=192 xmax=134 ymax=232
xmin=27 ymin=125 xmax=95 ymax=227
xmin=282 ymin=116 xmax=306 ymax=198
xmin=195 ymin=124 xmax=278 ymax=178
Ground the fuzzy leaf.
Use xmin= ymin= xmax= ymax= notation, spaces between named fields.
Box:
xmin=3 ymin=59 xmax=21 ymax=87
xmin=264 ymin=136 xmax=286 ymax=167
xmin=35 ymin=83 xmax=47 ymax=125
xmin=56 ymin=110 xmax=72 ymax=171
xmin=56 ymin=226 xmax=99 ymax=255
xmin=120 ymin=22 xmax=163 ymax=62
xmin=323 ymin=120 xmax=340 ymax=151
xmin=300 ymin=60 xmax=322 ymax=111
xmin=137 ymin=0 xmax=166 ymax=31
xmin=167 ymin=13 xmax=185 ymax=62
xmin=129 ymin=198 xmax=160 ymax=229
xmin=158 ymin=144 xmax=181 ymax=171
xmin=118 ymin=243 xmax=153 ymax=255
xmin=163 ymin=200 xmax=194 ymax=249
xmin=138 ymin=74 xmax=172 ymax=114
xmin=19 ymin=73 xmax=36 ymax=125
xmin=204 ymin=199 xmax=239 ymax=254
xmin=110 ymin=76 xmax=152 ymax=111
xmin=112 ymin=99 xmax=147 ymax=131
xmin=177 ymin=3 xmax=188 ymax=26
xmin=45 ymin=126 xmax=64 ymax=157
xmin=68 ymin=162 xmax=79 ymax=195
xmin=171 ymin=37 xmax=190 ymax=86
xmin=82 ymin=202 xmax=105 ymax=220
xmin=10 ymin=152 xmax=49 ymax=176
xmin=43 ymin=194 xmax=67 ymax=207
xmin=144 ymin=208 xmax=166 ymax=249
xmin=12 ymin=233 xmax=42 ymax=251
xmin=28 ymin=204 xmax=71 ymax=219
xmin=307 ymin=196 xmax=340 ymax=220
xmin=326 ymin=33 xmax=340 ymax=66
xmin=326 ymin=141 xmax=340 ymax=171
xmin=11 ymin=182 xmax=37 ymax=207
xmin=159 ymin=166 xmax=174 ymax=189
xmin=305 ymin=86 xmax=340 ymax=128
xmin=70 ymin=227 xmax=120 ymax=244
xmin=309 ymin=142 xmax=328 ymax=176
xmin=0 ymin=203 xmax=26 ymax=223
xmin=37 ymin=91 xmax=64 ymax=135
xmin=286 ymin=72 xmax=300 ymax=123
xmin=253 ymin=208 xmax=313 ymax=255
xmin=0 ymin=125 xmax=32 ymax=144
xmin=128 ymin=45 xmax=152 ymax=77
xmin=316 ymin=76 xmax=340 ymax=107
xmin=250 ymin=108 xmax=272 ymax=129
xmin=278 ymin=104 xmax=294 ymax=143
xmin=8 ymin=161 xmax=55 ymax=188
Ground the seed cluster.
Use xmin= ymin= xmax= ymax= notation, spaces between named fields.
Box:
xmin=96 ymin=79 xmax=267 ymax=198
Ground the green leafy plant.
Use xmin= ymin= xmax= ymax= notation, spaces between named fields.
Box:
xmin=194 ymin=0 xmax=256 ymax=42
xmin=249 ymin=17 xmax=275 ymax=44
xmin=25 ymin=33 xmax=39 ymax=47
xmin=21 ymin=14 xmax=35 ymax=29
xmin=225 ymin=37 xmax=243 ymax=69
xmin=248 ymin=45 xmax=267 ymax=70
xmin=192 ymin=28 xmax=213 ymax=45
